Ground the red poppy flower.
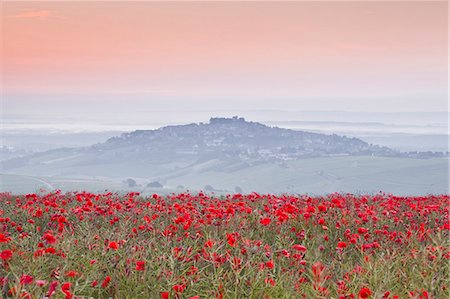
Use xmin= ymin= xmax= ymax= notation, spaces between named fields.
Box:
xmin=292 ymin=244 xmax=307 ymax=252
xmin=43 ymin=233 xmax=56 ymax=244
xmin=173 ymin=284 xmax=186 ymax=293
xmin=337 ymin=241 xmax=347 ymax=249
xmin=259 ymin=218 xmax=271 ymax=226
xmin=312 ymin=261 xmax=325 ymax=278
xmin=61 ymin=282 xmax=72 ymax=292
xmin=205 ymin=239 xmax=214 ymax=248
xmin=47 ymin=281 xmax=58 ymax=298
xmin=226 ymin=233 xmax=236 ymax=247
xmin=136 ymin=261 xmax=145 ymax=271
xmin=20 ymin=275 xmax=33 ymax=285
xmin=318 ymin=205 xmax=327 ymax=212
xmin=358 ymin=287 xmax=372 ymax=299
xmin=357 ymin=227 xmax=368 ymax=234
xmin=61 ymin=282 xmax=73 ymax=299
xmin=108 ymin=242 xmax=118 ymax=250
xmin=101 ymin=276 xmax=111 ymax=288
xmin=45 ymin=247 xmax=56 ymax=254
xmin=0 ymin=233 xmax=11 ymax=243
xmin=65 ymin=271 xmax=78 ymax=278
xmin=0 ymin=250 xmax=12 ymax=260
xmin=35 ymin=280 xmax=47 ymax=287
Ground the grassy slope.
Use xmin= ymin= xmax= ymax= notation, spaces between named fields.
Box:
xmin=1 ymin=156 xmax=448 ymax=195
xmin=164 ymin=156 xmax=449 ymax=195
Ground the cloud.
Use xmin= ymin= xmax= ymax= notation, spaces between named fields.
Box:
xmin=5 ymin=10 xmax=64 ymax=20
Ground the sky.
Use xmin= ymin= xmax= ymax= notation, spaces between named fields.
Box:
xmin=1 ymin=0 xmax=448 ymax=125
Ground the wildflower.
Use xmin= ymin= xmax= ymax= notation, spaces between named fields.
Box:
xmin=318 ymin=205 xmax=327 ymax=212
xmin=260 ymin=218 xmax=271 ymax=226
xmin=35 ymin=280 xmax=47 ymax=287
xmin=101 ymin=276 xmax=111 ymax=288
xmin=312 ymin=261 xmax=325 ymax=279
xmin=205 ymin=239 xmax=214 ymax=248
xmin=173 ymin=284 xmax=186 ymax=293
xmin=0 ymin=233 xmax=11 ymax=243
xmin=65 ymin=271 xmax=78 ymax=278
xmin=265 ymin=277 xmax=276 ymax=286
xmin=358 ymin=287 xmax=372 ymax=299
xmin=45 ymin=247 xmax=56 ymax=254
xmin=358 ymin=228 xmax=368 ymax=234
xmin=61 ymin=282 xmax=73 ymax=299
xmin=108 ymin=242 xmax=118 ymax=250
xmin=61 ymin=282 xmax=71 ymax=292
xmin=281 ymin=249 xmax=290 ymax=257
xmin=337 ymin=241 xmax=347 ymax=249
xmin=293 ymin=244 xmax=307 ymax=252
xmin=43 ymin=233 xmax=56 ymax=244
xmin=226 ymin=233 xmax=236 ymax=247
xmin=0 ymin=250 xmax=12 ymax=260
xmin=47 ymin=281 xmax=58 ymax=298
xmin=136 ymin=261 xmax=145 ymax=271
xmin=20 ymin=275 xmax=33 ymax=285
xmin=266 ymin=260 xmax=274 ymax=269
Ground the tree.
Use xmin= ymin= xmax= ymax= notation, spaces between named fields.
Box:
xmin=126 ymin=178 xmax=137 ymax=188
xmin=234 ymin=186 xmax=243 ymax=193
xmin=204 ymin=185 xmax=214 ymax=192
xmin=147 ymin=181 xmax=163 ymax=188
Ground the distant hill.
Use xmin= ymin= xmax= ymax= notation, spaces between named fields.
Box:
xmin=2 ymin=117 xmax=394 ymax=173
xmin=1 ymin=117 xmax=448 ymax=195
xmin=103 ymin=116 xmax=398 ymax=157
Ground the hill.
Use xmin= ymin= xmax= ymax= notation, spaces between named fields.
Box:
xmin=1 ymin=117 xmax=448 ymax=194
xmin=2 ymin=117 xmax=395 ymax=176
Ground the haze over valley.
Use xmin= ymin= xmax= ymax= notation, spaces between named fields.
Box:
xmin=1 ymin=116 xmax=448 ymax=195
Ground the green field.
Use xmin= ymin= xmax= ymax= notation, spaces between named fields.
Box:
xmin=162 ymin=156 xmax=449 ymax=195
xmin=1 ymin=156 xmax=448 ymax=195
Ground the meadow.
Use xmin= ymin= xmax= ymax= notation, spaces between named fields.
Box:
xmin=0 ymin=191 xmax=448 ymax=298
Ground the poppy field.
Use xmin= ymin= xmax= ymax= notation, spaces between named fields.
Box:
xmin=0 ymin=191 xmax=448 ymax=299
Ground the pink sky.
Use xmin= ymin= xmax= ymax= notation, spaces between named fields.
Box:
xmin=2 ymin=1 xmax=448 ymax=111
